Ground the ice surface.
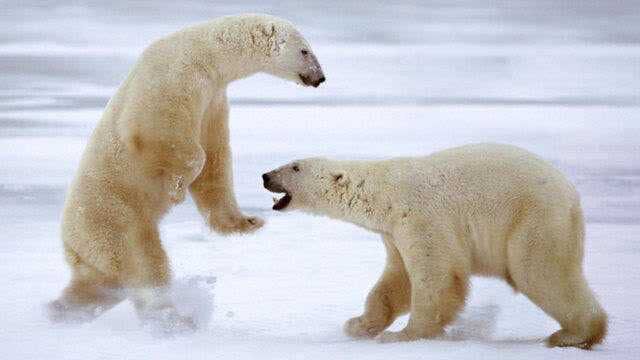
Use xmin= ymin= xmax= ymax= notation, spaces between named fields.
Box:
xmin=1 ymin=1 xmax=639 ymax=359
xmin=1 ymin=105 xmax=639 ymax=359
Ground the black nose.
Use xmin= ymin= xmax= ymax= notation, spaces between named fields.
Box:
xmin=262 ymin=173 xmax=270 ymax=186
xmin=312 ymin=76 xmax=325 ymax=88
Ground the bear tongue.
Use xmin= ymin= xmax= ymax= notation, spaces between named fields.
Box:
xmin=272 ymin=193 xmax=292 ymax=211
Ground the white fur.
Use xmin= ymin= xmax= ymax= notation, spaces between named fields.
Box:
xmin=49 ymin=14 xmax=324 ymax=331
xmin=265 ymin=143 xmax=607 ymax=348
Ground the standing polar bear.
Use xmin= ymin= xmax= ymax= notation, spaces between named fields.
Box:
xmin=49 ymin=14 xmax=325 ymax=329
xmin=263 ymin=143 xmax=607 ymax=349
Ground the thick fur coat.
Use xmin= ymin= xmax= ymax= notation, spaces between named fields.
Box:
xmin=49 ymin=14 xmax=325 ymax=330
xmin=263 ymin=143 xmax=607 ymax=348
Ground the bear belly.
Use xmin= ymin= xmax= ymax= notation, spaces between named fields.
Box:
xmin=463 ymin=218 xmax=509 ymax=278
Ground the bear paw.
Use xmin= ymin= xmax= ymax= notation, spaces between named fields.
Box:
xmin=46 ymin=300 xmax=104 ymax=324
xmin=141 ymin=307 xmax=197 ymax=336
xmin=376 ymin=329 xmax=419 ymax=343
xmin=344 ymin=316 xmax=385 ymax=339
xmin=210 ymin=214 xmax=264 ymax=235
xmin=546 ymin=329 xmax=591 ymax=349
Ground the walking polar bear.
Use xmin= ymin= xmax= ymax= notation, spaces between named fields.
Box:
xmin=48 ymin=14 xmax=324 ymax=330
xmin=263 ymin=143 xmax=607 ymax=349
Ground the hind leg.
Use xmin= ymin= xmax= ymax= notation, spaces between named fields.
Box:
xmin=123 ymin=221 xmax=195 ymax=333
xmin=344 ymin=234 xmax=411 ymax=338
xmin=508 ymin=221 xmax=607 ymax=349
xmin=48 ymin=245 xmax=124 ymax=323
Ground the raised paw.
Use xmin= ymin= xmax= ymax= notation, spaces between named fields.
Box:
xmin=210 ymin=214 xmax=264 ymax=235
xmin=344 ymin=316 xmax=386 ymax=339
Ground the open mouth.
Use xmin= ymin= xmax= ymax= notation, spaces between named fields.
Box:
xmin=272 ymin=192 xmax=292 ymax=211
xmin=298 ymin=73 xmax=313 ymax=86
xmin=263 ymin=174 xmax=292 ymax=211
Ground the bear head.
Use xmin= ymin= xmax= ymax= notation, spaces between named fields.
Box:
xmin=262 ymin=158 xmax=349 ymax=212
xmin=249 ymin=15 xmax=325 ymax=87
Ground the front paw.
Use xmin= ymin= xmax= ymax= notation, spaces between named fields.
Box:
xmin=211 ymin=214 xmax=264 ymax=235
xmin=376 ymin=329 xmax=419 ymax=343
xmin=344 ymin=316 xmax=386 ymax=339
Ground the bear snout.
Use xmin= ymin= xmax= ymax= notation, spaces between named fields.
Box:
xmin=299 ymin=73 xmax=325 ymax=88
xmin=262 ymin=172 xmax=288 ymax=193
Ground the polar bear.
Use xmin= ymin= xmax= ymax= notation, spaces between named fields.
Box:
xmin=48 ymin=14 xmax=325 ymax=330
xmin=263 ymin=143 xmax=607 ymax=349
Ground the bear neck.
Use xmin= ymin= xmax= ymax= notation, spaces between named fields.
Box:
xmin=180 ymin=18 xmax=275 ymax=85
xmin=314 ymin=162 xmax=394 ymax=234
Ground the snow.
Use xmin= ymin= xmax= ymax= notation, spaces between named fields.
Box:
xmin=2 ymin=105 xmax=639 ymax=359
xmin=1 ymin=1 xmax=639 ymax=359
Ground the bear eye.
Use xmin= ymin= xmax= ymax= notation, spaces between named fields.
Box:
xmin=292 ymin=165 xmax=300 ymax=172
xmin=301 ymin=49 xmax=309 ymax=56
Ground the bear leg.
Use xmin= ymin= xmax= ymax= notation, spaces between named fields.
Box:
xmin=130 ymin=287 xmax=196 ymax=334
xmin=512 ymin=264 xmax=607 ymax=349
xmin=48 ymin=245 xmax=124 ymax=323
xmin=345 ymin=234 xmax=410 ymax=339
xmin=506 ymin=208 xmax=607 ymax=350
xmin=377 ymin=229 xmax=468 ymax=343
xmin=189 ymin=96 xmax=263 ymax=234
xmin=123 ymin=221 xmax=196 ymax=333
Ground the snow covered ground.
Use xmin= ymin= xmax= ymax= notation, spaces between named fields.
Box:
xmin=1 ymin=1 xmax=639 ymax=359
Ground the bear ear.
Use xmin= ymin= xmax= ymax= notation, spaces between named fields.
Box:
xmin=331 ymin=171 xmax=350 ymax=186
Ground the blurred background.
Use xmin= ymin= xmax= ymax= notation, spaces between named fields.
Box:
xmin=1 ymin=0 xmax=639 ymax=222
xmin=2 ymin=0 xmax=640 ymax=108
